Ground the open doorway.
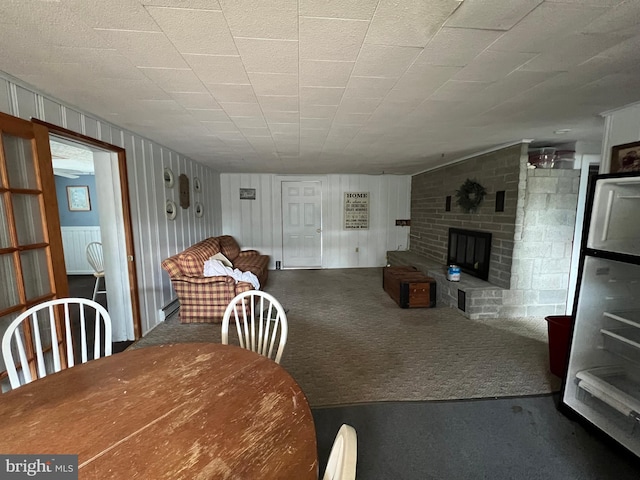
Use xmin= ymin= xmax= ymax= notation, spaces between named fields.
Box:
xmin=51 ymin=138 xmax=132 ymax=352
xmin=37 ymin=118 xmax=142 ymax=347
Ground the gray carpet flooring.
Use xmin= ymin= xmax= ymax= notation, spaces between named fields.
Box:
xmin=133 ymin=268 xmax=561 ymax=407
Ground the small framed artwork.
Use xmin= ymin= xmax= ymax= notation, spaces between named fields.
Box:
xmin=611 ymin=141 xmax=640 ymax=173
xmin=67 ymin=186 xmax=91 ymax=211
xmin=239 ymin=188 xmax=256 ymax=200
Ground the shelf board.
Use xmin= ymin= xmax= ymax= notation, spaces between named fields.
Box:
xmin=604 ymin=310 xmax=640 ymax=329
xmin=576 ymin=367 xmax=640 ymax=418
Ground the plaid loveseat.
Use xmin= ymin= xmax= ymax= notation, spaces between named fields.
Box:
xmin=161 ymin=236 xmax=269 ymax=323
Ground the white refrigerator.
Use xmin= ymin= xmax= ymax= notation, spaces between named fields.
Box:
xmin=562 ymin=172 xmax=640 ymax=457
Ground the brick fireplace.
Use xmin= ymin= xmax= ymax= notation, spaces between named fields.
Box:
xmin=388 ymin=143 xmax=580 ymax=319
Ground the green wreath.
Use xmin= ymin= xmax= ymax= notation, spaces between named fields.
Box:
xmin=455 ymin=179 xmax=486 ymax=213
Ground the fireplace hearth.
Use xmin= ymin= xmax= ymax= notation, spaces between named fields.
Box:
xmin=447 ymin=228 xmax=492 ymax=281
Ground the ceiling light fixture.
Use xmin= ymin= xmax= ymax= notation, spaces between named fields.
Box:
xmin=554 ymin=129 xmax=572 ymax=134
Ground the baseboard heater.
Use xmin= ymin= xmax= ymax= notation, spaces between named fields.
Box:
xmin=160 ymin=298 xmax=180 ymax=321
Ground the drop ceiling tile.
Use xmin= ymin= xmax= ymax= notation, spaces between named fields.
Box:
xmin=144 ymin=0 xmax=221 ymax=7
xmin=230 ymin=117 xmax=267 ymax=129
xmin=300 ymin=17 xmax=369 ymax=62
xmin=258 ymin=95 xmax=299 ymax=112
xmin=489 ymin=3 xmax=608 ymax=53
xmin=188 ymin=108 xmax=229 ymax=121
xmin=337 ymin=97 xmax=382 ymax=114
xmin=95 ymin=30 xmax=190 ymax=68
xmin=206 ymin=84 xmax=256 ymax=103
xmin=343 ymin=76 xmax=397 ymax=98
xmin=299 ymin=0 xmax=378 ymax=20
xmin=454 ymin=50 xmax=536 ymax=82
xmin=219 ymin=0 xmax=297 ymax=39
xmin=235 ymin=38 xmax=298 ymax=74
xmin=270 ymin=123 xmax=299 ymax=134
xmin=445 ymin=0 xmax=543 ymax=31
xmin=299 ymin=105 xmax=338 ymax=118
xmin=300 ymin=60 xmax=354 ymax=87
xmin=366 ymin=0 xmax=458 ymax=47
xmin=300 ymin=86 xmax=345 ymax=105
xmin=301 ymin=117 xmax=333 ymax=129
xmin=582 ymin=1 xmax=640 ymax=34
xmin=218 ymin=102 xmax=263 ymax=116
xmin=265 ymin=111 xmax=299 ymax=123
xmin=351 ymin=45 xmax=421 ymax=77
xmin=480 ymin=70 xmax=561 ymax=103
xmin=430 ymin=80 xmax=491 ymax=101
xmin=238 ymin=126 xmax=270 ymax=135
xmin=519 ymin=33 xmax=631 ymax=73
xmin=139 ymin=67 xmax=208 ymax=93
xmin=414 ymin=27 xmax=505 ymax=67
xmin=169 ymin=92 xmax=221 ymax=109
xmin=184 ymin=54 xmax=249 ymax=84
xmin=146 ymin=6 xmax=237 ymax=55
xmin=332 ymin=112 xmax=370 ymax=125
xmin=248 ymin=73 xmax=298 ymax=96
xmin=65 ymin=0 xmax=160 ymax=31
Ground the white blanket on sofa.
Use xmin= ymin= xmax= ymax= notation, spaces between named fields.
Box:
xmin=203 ymin=259 xmax=260 ymax=290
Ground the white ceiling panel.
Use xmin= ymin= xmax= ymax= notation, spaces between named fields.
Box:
xmin=184 ymin=54 xmax=249 ymax=84
xmin=489 ymin=3 xmax=607 ymax=53
xmin=3 ymin=1 xmax=640 ymax=174
xmin=299 ymin=17 xmax=369 ymax=62
xmin=366 ymin=0 xmax=459 ymax=47
xmin=300 ymin=87 xmax=345 ymax=106
xmin=298 ymin=0 xmax=378 ymax=20
xmin=219 ymin=0 xmax=297 ymax=39
xmin=453 ymin=50 xmax=537 ymax=83
xmin=258 ymin=95 xmax=299 ymax=112
xmin=248 ymin=73 xmax=298 ymax=96
xmin=415 ymin=27 xmax=504 ymax=67
xmin=445 ymin=0 xmax=543 ymax=31
xmin=138 ymin=67 xmax=208 ymax=93
xmin=145 ymin=6 xmax=236 ymax=55
xmin=234 ymin=38 xmax=298 ymax=74
xmin=351 ymin=45 xmax=422 ymax=78
xmin=205 ymin=84 xmax=256 ymax=103
xmin=169 ymin=92 xmax=221 ymax=109
xmin=300 ymin=61 xmax=354 ymax=88
xmin=95 ymin=30 xmax=189 ymax=69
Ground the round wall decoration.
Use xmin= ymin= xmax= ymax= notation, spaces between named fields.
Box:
xmin=193 ymin=177 xmax=201 ymax=192
xmin=195 ymin=202 xmax=204 ymax=218
xmin=164 ymin=167 xmax=174 ymax=188
xmin=455 ymin=179 xmax=487 ymax=213
xmin=166 ymin=199 xmax=177 ymax=220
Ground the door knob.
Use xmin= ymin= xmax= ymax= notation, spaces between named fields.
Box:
xmin=316 ymin=228 xmax=321 ymax=233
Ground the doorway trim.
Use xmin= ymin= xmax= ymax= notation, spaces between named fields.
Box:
xmin=32 ymin=119 xmax=141 ymax=339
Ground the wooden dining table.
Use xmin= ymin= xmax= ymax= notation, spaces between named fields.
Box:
xmin=0 ymin=343 xmax=319 ymax=479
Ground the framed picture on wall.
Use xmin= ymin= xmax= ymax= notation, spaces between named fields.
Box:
xmin=67 ymin=186 xmax=91 ymax=211
xmin=611 ymin=141 xmax=640 ymax=173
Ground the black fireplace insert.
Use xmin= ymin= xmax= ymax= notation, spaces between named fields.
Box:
xmin=447 ymin=228 xmax=492 ymax=280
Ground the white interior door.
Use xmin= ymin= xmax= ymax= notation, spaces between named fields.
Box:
xmin=281 ymin=181 xmax=322 ymax=268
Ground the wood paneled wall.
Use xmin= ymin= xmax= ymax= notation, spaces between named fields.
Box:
xmin=220 ymin=174 xmax=411 ymax=268
xmin=0 ymin=74 xmax=221 ymax=335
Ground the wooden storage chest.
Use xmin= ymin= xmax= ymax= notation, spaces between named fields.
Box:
xmin=383 ymin=266 xmax=436 ymax=308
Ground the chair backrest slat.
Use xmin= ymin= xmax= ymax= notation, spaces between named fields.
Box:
xmin=2 ymin=298 xmax=113 ymax=391
xmin=222 ymin=291 xmax=288 ymax=364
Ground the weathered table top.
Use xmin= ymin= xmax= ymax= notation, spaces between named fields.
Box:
xmin=0 ymin=343 xmax=319 ymax=479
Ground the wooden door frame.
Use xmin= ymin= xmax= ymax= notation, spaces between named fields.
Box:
xmin=32 ymin=119 xmax=142 ymax=339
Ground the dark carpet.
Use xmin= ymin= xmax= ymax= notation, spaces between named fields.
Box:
xmin=312 ymin=394 xmax=640 ymax=480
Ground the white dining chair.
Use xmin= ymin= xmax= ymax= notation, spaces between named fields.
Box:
xmin=221 ymin=290 xmax=288 ymax=364
xmin=322 ymin=424 xmax=358 ymax=480
xmin=1 ymin=298 xmax=112 ymax=390
xmin=86 ymin=241 xmax=106 ymax=301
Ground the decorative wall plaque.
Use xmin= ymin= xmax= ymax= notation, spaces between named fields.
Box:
xmin=179 ymin=174 xmax=190 ymax=209
xmin=344 ymin=192 xmax=369 ymax=230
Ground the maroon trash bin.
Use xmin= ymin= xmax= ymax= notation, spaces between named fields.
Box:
xmin=544 ymin=315 xmax=573 ymax=379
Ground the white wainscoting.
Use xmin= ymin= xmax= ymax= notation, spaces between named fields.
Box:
xmin=61 ymin=226 xmax=102 ymax=275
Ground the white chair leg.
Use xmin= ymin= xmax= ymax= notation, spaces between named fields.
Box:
xmin=92 ymin=277 xmax=101 ymax=302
